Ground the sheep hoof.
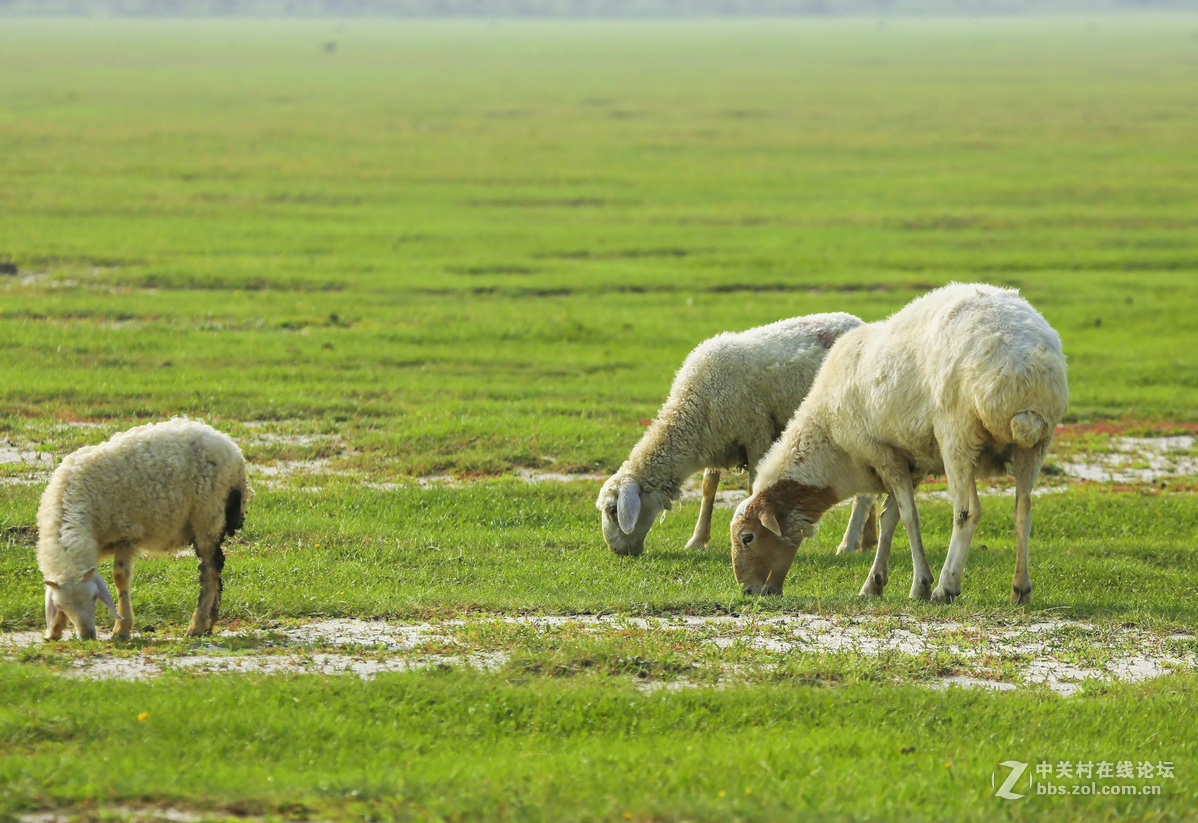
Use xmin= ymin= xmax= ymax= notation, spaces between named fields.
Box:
xmin=909 ymin=579 xmax=933 ymax=601
xmin=858 ymin=576 xmax=885 ymax=597
xmin=836 ymin=542 xmax=856 ymax=555
xmin=684 ymin=535 xmax=709 ymax=550
xmin=930 ymin=586 xmax=957 ymax=605
xmin=1011 ymin=585 xmax=1032 ymax=605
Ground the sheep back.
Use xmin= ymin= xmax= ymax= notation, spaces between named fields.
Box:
xmin=792 ymin=283 xmax=1067 ymax=478
xmin=633 ymin=312 xmax=864 ymax=477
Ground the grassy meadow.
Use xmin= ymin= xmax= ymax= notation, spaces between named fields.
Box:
xmin=3 ymin=15 xmax=1198 ymax=822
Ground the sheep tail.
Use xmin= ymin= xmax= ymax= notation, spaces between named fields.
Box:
xmin=1010 ymin=410 xmax=1047 ymax=448
xmin=223 ymin=486 xmax=245 ymax=538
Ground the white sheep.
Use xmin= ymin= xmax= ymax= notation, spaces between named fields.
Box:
xmin=38 ymin=418 xmax=251 ymax=640
xmin=730 ymin=283 xmax=1068 ymax=604
xmin=597 ymin=313 xmax=877 ymax=556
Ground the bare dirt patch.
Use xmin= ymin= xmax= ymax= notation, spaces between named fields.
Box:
xmin=0 ymin=438 xmax=57 ymax=486
xmin=1055 ymin=435 xmax=1197 ymax=483
xmin=4 ymin=615 xmax=1192 ymax=696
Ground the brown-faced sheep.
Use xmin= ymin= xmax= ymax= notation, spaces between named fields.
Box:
xmin=730 ymin=283 xmax=1068 ymax=604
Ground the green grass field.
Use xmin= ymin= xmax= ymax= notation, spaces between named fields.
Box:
xmin=3 ymin=15 xmax=1198 ymax=822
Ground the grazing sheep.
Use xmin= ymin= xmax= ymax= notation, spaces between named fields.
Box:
xmin=730 ymin=283 xmax=1068 ymax=604
xmin=597 ymin=313 xmax=877 ymax=557
xmin=39 ymin=418 xmax=251 ymax=640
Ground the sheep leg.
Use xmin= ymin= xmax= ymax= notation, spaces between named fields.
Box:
xmin=859 ymin=494 xmax=900 ymax=596
xmin=1011 ymin=445 xmax=1041 ymax=605
xmin=837 ymin=495 xmax=876 ymax=555
xmin=186 ymin=537 xmax=225 ymax=637
xmin=931 ymin=466 xmax=981 ymax=605
xmin=879 ymin=471 xmax=934 ymax=600
xmin=111 ymin=546 xmax=136 ymax=639
xmin=861 ymin=500 xmax=878 ymax=550
xmin=685 ymin=469 xmax=721 ymax=550
xmin=44 ymin=607 xmax=69 ymax=642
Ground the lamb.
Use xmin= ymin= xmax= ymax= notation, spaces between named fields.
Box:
xmin=730 ymin=283 xmax=1068 ymax=604
xmin=38 ymin=418 xmax=251 ymax=641
xmin=597 ymin=313 xmax=877 ymax=557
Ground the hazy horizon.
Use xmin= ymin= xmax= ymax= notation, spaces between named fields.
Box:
xmin=3 ymin=0 xmax=1196 ymax=17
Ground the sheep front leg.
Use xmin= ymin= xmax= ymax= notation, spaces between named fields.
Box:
xmin=837 ymin=495 xmax=877 ymax=555
xmin=685 ymin=468 xmax=721 ymax=550
xmin=1011 ymin=445 xmax=1040 ymax=605
xmin=111 ymin=547 xmax=136 ymax=639
xmin=859 ymin=494 xmax=899 ymax=596
xmin=878 ymin=470 xmax=934 ymax=600
xmin=44 ymin=606 xmax=69 ymax=641
xmin=186 ymin=538 xmax=225 ymax=637
xmin=931 ymin=464 xmax=981 ymax=605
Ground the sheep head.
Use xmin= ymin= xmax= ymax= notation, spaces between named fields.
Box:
xmin=597 ymin=472 xmax=673 ymax=557
xmin=730 ymin=481 xmax=839 ymax=595
xmin=43 ymin=567 xmax=118 ymax=641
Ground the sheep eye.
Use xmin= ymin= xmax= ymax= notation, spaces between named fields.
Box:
xmin=740 ymin=532 xmax=755 ymax=545
xmin=607 ymin=505 xmax=618 ymax=519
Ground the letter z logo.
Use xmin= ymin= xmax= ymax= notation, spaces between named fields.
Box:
xmin=994 ymin=760 xmax=1029 ymax=800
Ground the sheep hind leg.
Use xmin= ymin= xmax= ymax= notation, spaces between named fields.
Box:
xmin=859 ymin=494 xmax=899 ymax=596
xmin=1011 ymin=445 xmax=1041 ymax=605
xmin=685 ymin=468 xmax=720 ymax=550
xmin=186 ymin=537 xmax=225 ymax=637
xmin=837 ymin=495 xmax=876 ymax=555
xmin=931 ymin=462 xmax=982 ymax=605
xmin=111 ymin=546 xmax=136 ymax=639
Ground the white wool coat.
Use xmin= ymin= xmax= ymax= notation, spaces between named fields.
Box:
xmin=38 ymin=418 xmax=250 ymax=586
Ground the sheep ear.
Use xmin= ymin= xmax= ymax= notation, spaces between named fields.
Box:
xmin=45 ymin=586 xmax=58 ymax=628
xmin=759 ymin=506 xmax=783 ymax=537
xmin=92 ymin=575 xmax=119 ymax=620
xmin=80 ymin=567 xmax=97 ymax=581
xmin=44 ymin=579 xmax=61 ymax=590
xmin=617 ymin=482 xmax=641 ymax=534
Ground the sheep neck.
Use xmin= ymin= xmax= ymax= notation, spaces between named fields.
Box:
xmin=624 ymin=422 xmax=702 ymax=500
xmin=771 ymin=424 xmax=844 ymax=499
xmin=37 ymin=537 xmax=98 ymax=586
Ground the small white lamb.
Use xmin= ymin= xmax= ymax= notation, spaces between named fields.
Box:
xmin=38 ymin=418 xmax=251 ymax=640
xmin=730 ymin=283 xmax=1068 ymax=604
xmin=598 ymin=313 xmax=876 ymax=556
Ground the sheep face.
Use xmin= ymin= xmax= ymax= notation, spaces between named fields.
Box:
xmin=43 ymin=567 xmax=118 ymax=641
xmin=597 ymin=474 xmax=672 ymax=556
xmin=729 ymin=482 xmax=838 ymax=595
